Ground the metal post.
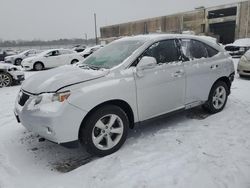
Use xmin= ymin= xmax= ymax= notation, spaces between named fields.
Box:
xmin=94 ymin=13 xmax=98 ymax=45
xmin=85 ymin=33 xmax=88 ymax=45
xmin=246 ymin=0 xmax=250 ymax=37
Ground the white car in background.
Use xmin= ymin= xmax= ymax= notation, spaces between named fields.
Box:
xmin=15 ymin=34 xmax=234 ymax=156
xmin=79 ymin=45 xmax=104 ymax=58
xmin=225 ymin=38 xmax=250 ymax=57
xmin=238 ymin=49 xmax=250 ymax=77
xmin=4 ymin=49 xmax=41 ymax=65
xmin=0 ymin=62 xmax=24 ymax=87
xmin=21 ymin=49 xmax=84 ymax=71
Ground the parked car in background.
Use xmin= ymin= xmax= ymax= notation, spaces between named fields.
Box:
xmin=14 ymin=34 xmax=234 ymax=157
xmin=237 ymin=49 xmax=250 ymax=77
xmin=0 ymin=50 xmax=16 ymax=61
xmin=21 ymin=49 xmax=84 ymax=71
xmin=4 ymin=49 xmax=41 ymax=65
xmin=72 ymin=45 xmax=86 ymax=52
xmin=225 ymin=38 xmax=250 ymax=58
xmin=79 ymin=45 xmax=104 ymax=58
xmin=0 ymin=62 xmax=25 ymax=87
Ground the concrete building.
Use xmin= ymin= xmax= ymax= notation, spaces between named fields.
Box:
xmin=100 ymin=0 xmax=250 ymax=44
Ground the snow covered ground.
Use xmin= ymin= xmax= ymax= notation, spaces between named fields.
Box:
xmin=0 ymin=59 xmax=250 ymax=188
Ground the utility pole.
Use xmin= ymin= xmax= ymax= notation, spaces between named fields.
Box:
xmin=85 ymin=33 xmax=88 ymax=45
xmin=94 ymin=13 xmax=98 ymax=45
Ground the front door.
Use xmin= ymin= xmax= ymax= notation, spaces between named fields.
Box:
xmin=134 ymin=39 xmax=186 ymax=121
xmin=46 ymin=50 xmax=61 ymax=68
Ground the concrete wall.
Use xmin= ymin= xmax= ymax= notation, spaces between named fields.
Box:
xmin=100 ymin=9 xmax=205 ymax=39
xmin=100 ymin=1 xmax=250 ymax=42
xmin=182 ymin=10 xmax=205 ymax=34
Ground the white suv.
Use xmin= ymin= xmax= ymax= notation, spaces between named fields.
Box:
xmin=14 ymin=34 xmax=235 ymax=156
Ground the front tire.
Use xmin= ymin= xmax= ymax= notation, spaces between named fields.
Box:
xmin=79 ymin=105 xmax=129 ymax=157
xmin=33 ymin=62 xmax=44 ymax=71
xmin=203 ymin=81 xmax=229 ymax=114
xmin=0 ymin=72 xmax=13 ymax=87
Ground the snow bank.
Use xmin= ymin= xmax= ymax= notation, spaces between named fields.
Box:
xmin=0 ymin=67 xmax=250 ymax=188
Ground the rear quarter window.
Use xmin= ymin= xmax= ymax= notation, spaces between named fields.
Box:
xmin=181 ymin=39 xmax=219 ymax=60
xmin=203 ymin=43 xmax=219 ymax=57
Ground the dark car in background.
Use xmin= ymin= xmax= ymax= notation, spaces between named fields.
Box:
xmin=0 ymin=49 xmax=16 ymax=61
xmin=72 ymin=45 xmax=86 ymax=53
xmin=225 ymin=38 xmax=250 ymax=58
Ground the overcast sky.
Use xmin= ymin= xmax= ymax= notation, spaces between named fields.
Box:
xmin=0 ymin=0 xmax=243 ymax=41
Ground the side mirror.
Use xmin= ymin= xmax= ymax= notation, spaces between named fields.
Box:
xmin=137 ymin=56 xmax=157 ymax=71
xmin=136 ymin=56 xmax=157 ymax=77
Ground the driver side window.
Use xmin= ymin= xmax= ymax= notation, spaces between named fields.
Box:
xmin=141 ymin=39 xmax=181 ymax=64
xmin=47 ymin=50 xmax=60 ymax=57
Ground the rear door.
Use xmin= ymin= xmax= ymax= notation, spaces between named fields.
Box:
xmin=179 ymin=39 xmax=220 ymax=105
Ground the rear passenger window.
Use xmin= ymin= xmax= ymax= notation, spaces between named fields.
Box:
xmin=142 ymin=40 xmax=180 ymax=64
xmin=181 ymin=39 xmax=208 ymax=60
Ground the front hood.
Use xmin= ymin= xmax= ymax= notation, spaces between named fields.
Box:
xmin=21 ymin=65 xmax=109 ymax=94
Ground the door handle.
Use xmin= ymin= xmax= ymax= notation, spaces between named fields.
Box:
xmin=210 ymin=64 xmax=219 ymax=69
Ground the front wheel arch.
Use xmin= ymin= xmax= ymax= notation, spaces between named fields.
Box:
xmin=78 ymin=100 xmax=135 ymax=139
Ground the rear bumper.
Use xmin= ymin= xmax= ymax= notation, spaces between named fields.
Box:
xmin=229 ymin=72 xmax=235 ymax=83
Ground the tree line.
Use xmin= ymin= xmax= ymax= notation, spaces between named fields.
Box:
xmin=0 ymin=38 xmax=98 ymax=47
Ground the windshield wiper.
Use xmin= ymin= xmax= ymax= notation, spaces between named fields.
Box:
xmin=78 ymin=63 xmax=108 ymax=70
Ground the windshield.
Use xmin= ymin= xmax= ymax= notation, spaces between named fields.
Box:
xmin=20 ymin=50 xmax=29 ymax=55
xmin=79 ymin=40 xmax=145 ymax=69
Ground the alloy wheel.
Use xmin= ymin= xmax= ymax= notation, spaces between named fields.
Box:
xmin=0 ymin=73 xmax=11 ymax=87
xmin=92 ymin=114 xmax=124 ymax=150
xmin=212 ymin=86 xmax=226 ymax=110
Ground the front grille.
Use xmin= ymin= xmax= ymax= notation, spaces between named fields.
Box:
xmin=18 ymin=92 xmax=30 ymax=106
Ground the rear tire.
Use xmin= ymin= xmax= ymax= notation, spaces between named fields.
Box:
xmin=79 ymin=105 xmax=129 ymax=157
xmin=33 ymin=62 xmax=44 ymax=71
xmin=0 ymin=72 xmax=13 ymax=87
xmin=203 ymin=81 xmax=229 ymax=114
